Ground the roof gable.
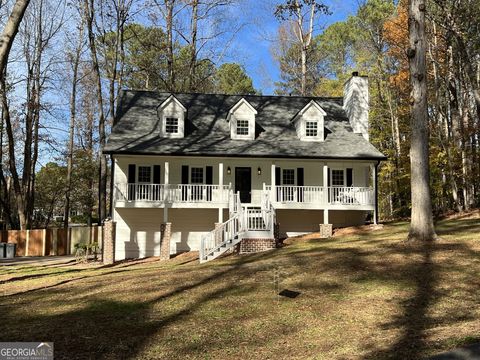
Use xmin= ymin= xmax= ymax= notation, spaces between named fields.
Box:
xmin=227 ymin=98 xmax=257 ymax=121
xmin=292 ymin=100 xmax=327 ymax=122
xmin=158 ymin=94 xmax=187 ymax=112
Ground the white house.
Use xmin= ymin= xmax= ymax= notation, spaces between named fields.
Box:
xmin=104 ymin=73 xmax=386 ymax=262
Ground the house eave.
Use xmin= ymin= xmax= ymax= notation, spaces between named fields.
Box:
xmin=104 ymin=149 xmax=387 ymax=161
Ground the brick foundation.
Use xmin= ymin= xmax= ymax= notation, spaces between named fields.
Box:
xmin=160 ymin=222 xmax=172 ymax=260
xmin=319 ymin=224 xmax=333 ymax=238
xmin=103 ymin=220 xmax=116 ymax=265
xmin=240 ymin=238 xmax=276 ymax=254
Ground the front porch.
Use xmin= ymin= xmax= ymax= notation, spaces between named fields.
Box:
xmin=114 ymin=183 xmax=374 ymax=210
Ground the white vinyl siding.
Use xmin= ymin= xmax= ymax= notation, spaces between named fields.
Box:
xmin=229 ymin=100 xmax=256 ymax=140
xmin=159 ymin=96 xmax=186 ymax=138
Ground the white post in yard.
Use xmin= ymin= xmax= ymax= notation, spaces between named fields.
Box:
xmin=218 ymin=162 xmax=224 ymax=223
xmin=271 ymin=163 xmax=276 ymax=202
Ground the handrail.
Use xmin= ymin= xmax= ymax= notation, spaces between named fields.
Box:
xmin=115 ymin=183 xmax=230 ymax=203
xmin=200 ymin=191 xmax=244 ymax=262
xmin=264 ymin=185 xmax=374 ymax=205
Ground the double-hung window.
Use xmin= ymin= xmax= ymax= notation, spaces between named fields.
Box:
xmin=236 ymin=119 xmax=249 ymax=136
xmin=305 ymin=121 xmax=318 ymax=137
xmin=138 ymin=166 xmax=152 ymax=183
xmin=165 ymin=117 xmax=179 ymax=134
xmin=331 ymin=169 xmax=345 ymax=186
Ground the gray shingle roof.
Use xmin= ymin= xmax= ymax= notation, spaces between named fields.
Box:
xmin=104 ymin=90 xmax=386 ymax=160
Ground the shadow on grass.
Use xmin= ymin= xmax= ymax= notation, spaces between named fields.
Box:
xmin=0 ymin=260 xmax=269 ymax=359
xmin=2 ymin=220 xmax=480 ymax=359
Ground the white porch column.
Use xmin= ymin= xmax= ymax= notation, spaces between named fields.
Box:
xmin=164 ymin=161 xmax=170 ymax=223
xmin=218 ymin=162 xmax=224 ymax=223
xmin=323 ymin=163 xmax=328 ymax=205
xmin=163 ymin=205 xmax=169 ymax=223
xmin=271 ymin=163 xmax=276 ymax=202
xmin=164 ymin=161 xmax=169 ymax=185
xmin=324 ymin=209 xmax=329 ymax=224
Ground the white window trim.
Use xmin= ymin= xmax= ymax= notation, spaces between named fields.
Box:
xmin=162 ymin=114 xmax=184 ymax=138
xmin=164 ymin=116 xmax=179 ymax=134
xmin=234 ymin=116 xmax=252 ymax=139
xmin=305 ymin=120 xmax=319 ymax=137
xmin=137 ymin=165 xmax=153 ymax=184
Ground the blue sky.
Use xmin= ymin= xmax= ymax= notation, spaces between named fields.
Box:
xmin=232 ymin=0 xmax=360 ymax=94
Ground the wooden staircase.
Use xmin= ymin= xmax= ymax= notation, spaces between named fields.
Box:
xmin=199 ymin=192 xmax=276 ymax=263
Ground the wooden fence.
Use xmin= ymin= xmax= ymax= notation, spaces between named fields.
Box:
xmin=0 ymin=226 xmax=103 ymax=257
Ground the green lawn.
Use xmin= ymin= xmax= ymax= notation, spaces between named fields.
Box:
xmin=1 ymin=218 xmax=480 ymax=359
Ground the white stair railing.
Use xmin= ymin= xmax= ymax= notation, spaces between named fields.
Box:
xmin=200 ymin=192 xmax=244 ymax=263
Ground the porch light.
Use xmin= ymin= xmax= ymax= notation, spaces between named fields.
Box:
xmin=257 ymin=167 xmax=262 ymax=175
xmin=227 ymin=166 xmax=231 ymax=175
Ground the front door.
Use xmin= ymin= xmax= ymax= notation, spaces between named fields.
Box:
xmin=235 ymin=167 xmax=252 ymax=203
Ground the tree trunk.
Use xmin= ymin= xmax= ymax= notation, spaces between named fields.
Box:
xmin=64 ymin=29 xmax=82 ymax=228
xmin=166 ymin=0 xmax=175 ymax=91
xmin=407 ymin=0 xmax=437 ymax=242
xmin=84 ymin=0 xmax=107 ymax=224
xmin=0 ymin=0 xmax=31 ymax=75
xmin=189 ymin=0 xmax=198 ymax=91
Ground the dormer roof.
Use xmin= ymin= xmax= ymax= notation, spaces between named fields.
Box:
xmin=158 ymin=94 xmax=187 ymax=112
xmin=292 ymin=100 xmax=327 ymax=122
xmin=227 ymin=97 xmax=257 ymax=121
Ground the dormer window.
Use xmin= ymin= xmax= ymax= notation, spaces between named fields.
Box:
xmin=165 ymin=117 xmax=179 ymax=134
xmin=292 ymin=100 xmax=326 ymax=142
xmin=158 ymin=95 xmax=186 ymax=138
xmin=227 ymin=98 xmax=257 ymax=140
xmin=305 ymin=121 xmax=318 ymax=137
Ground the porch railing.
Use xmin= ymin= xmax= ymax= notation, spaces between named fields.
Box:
xmin=115 ymin=183 xmax=230 ymax=203
xmin=265 ymin=185 xmax=374 ymax=206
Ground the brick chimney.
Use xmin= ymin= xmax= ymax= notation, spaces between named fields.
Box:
xmin=343 ymin=72 xmax=369 ymax=140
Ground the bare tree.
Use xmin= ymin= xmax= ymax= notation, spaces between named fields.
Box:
xmin=406 ymin=0 xmax=437 ymax=241
xmin=0 ymin=0 xmax=30 ymax=74
xmin=83 ymin=0 xmax=107 ymax=224
xmin=64 ymin=14 xmax=85 ymax=228
xmin=274 ymin=0 xmax=329 ymax=95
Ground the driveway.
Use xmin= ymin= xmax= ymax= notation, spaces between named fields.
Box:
xmin=0 ymin=256 xmax=76 ymax=267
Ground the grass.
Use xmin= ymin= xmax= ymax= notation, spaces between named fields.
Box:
xmin=1 ymin=218 xmax=480 ymax=359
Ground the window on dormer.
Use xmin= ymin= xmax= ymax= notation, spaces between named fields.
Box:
xmin=165 ymin=117 xmax=179 ymax=134
xmin=305 ymin=121 xmax=318 ymax=137
xmin=236 ymin=119 xmax=249 ymax=136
